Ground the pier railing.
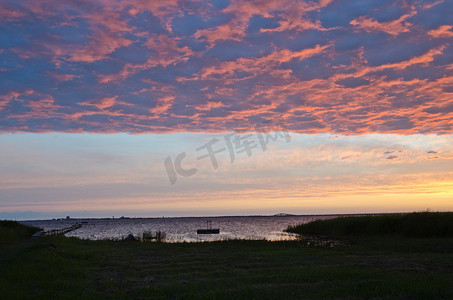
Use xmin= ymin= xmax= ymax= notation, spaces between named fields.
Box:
xmin=43 ymin=223 xmax=82 ymax=236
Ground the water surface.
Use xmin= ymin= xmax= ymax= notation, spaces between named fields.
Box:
xmin=22 ymin=215 xmax=338 ymax=242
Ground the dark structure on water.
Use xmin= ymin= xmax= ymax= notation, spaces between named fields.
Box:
xmin=197 ymin=221 xmax=220 ymax=234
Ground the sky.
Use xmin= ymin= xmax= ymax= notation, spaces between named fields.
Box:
xmin=0 ymin=0 xmax=452 ymax=219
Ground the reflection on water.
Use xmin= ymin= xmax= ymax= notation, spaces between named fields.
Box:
xmin=21 ymin=215 xmax=337 ymax=242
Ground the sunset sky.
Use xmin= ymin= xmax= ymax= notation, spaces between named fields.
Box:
xmin=0 ymin=0 xmax=452 ymax=220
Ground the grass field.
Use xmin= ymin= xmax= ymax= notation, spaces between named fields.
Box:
xmin=1 ymin=214 xmax=453 ymax=299
xmin=0 ymin=220 xmax=41 ymax=243
xmin=286 ymin=211 xmax=453 ymax=238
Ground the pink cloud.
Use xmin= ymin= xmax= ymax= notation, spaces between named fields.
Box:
xmin=0 ymin=90 xmax=34 ymax=111
xmin=198 ymin=44 xmax=331 ymax=81
xmin=79 ymin=96 xmax=132 ymax=110
xmin=0 ymin=3 xmax=26 ymax=22
xmin=428 ymin=25 xmax=453 ymax=38
xmin=350 ymin=11 xmax=416 ymax=36
xmin=1 ymin=0 xmax=452 ymax=134
xmin=195 ymin=0 xmax=332 ymax=44
xmin=99 ymin=34 xmax=194 ymax=83
xmin=148 ymin=95 xmax=175 ymax=116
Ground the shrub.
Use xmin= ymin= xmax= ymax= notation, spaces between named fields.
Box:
xmin=142 ymin=230 xmax=167 ymax=243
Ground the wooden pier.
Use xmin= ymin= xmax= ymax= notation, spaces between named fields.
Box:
xmin=43 ymin=223 xmax=83 ymax=236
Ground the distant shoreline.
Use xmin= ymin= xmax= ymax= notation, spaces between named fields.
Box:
xmin=16 ymin=211 xmax=418 ymax=222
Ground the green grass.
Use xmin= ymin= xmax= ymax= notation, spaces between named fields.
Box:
xmin=1 ymin=217 xmax=453 ymax=298
xmin=1 ymin=236 xmax=452 ymax=299
xmin=286 ymin=212 xmax=453 ymax=238
xmin=0 ymin=220 xmax=42 ymax=243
